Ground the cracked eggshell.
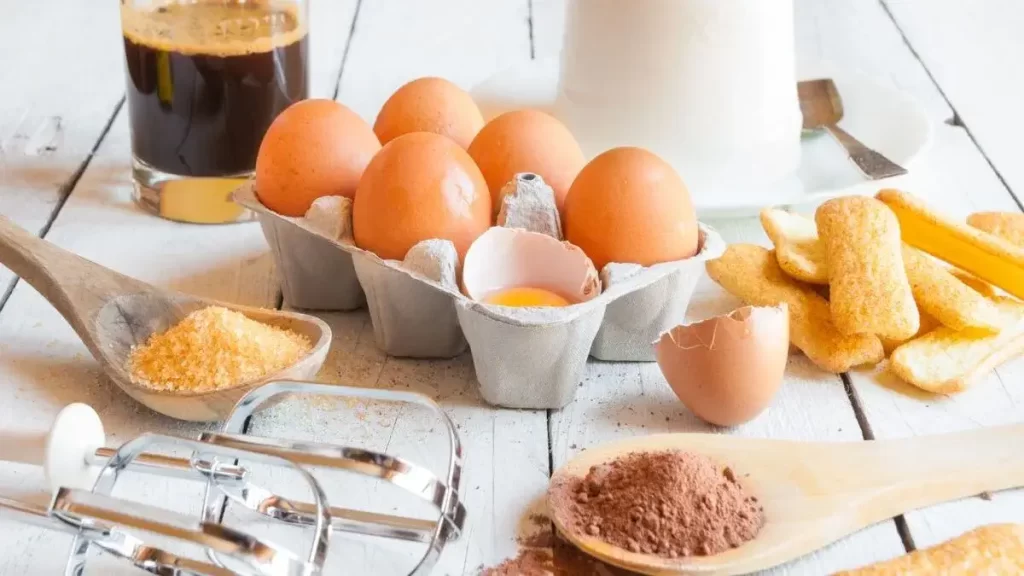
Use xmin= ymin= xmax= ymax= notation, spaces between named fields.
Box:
xmin=462 ymin=227 xmax=600 ymax=304
xmin=655 ymin=304 xmax=789 ymax=427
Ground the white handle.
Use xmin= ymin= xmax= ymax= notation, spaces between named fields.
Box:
xmin=0 ymin=404 xmax=105 ymax=492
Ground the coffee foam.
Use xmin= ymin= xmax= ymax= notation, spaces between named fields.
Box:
xmin=120 ymin=0 xmax=306 ymax=57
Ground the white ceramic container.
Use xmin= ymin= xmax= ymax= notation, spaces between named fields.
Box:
xmin=553 ymin=0 xmax=803 ymax=207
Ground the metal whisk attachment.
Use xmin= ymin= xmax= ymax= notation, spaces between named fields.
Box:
xmin=0 ymin=380 xmax=466 ymax=575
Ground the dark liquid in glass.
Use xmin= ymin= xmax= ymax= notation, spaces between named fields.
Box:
xmin=122 ymin=1 xmax=307 ymax=177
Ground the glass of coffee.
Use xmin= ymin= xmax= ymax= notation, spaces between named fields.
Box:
xmin=120 ymin=0 xmax=308 ymax=224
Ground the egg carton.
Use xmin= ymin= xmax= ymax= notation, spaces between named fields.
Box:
xmin=233 ymin=181 xmax=724 ymax=409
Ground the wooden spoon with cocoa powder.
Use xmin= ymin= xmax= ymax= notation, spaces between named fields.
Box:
xmin=0 ymin=215 xmax=331 ymax=422
xmin=549 ymin=429 xmax=1024 ymax=575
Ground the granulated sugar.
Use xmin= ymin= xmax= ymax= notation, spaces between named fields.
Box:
xmin=127 ymin=306 xmax=311 ymax=392
xmin=549 ymin=450 xmax=764 ymax=558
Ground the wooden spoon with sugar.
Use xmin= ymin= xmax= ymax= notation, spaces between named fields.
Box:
xmin=0 ymin=215 xmax=330 ymax=421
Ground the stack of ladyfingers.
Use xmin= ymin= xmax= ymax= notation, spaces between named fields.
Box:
xmin=706 ymin=189 xmax=1024 ymax=393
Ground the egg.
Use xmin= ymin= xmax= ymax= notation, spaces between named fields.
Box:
xmin=563 ymin=147 xmax=699 ymax=272
xmin=255 ymin=99 xmax=381 ymax=216
xmin=462 ymin=227 xmax=600 ymax=308
xmin=467 ymin=110 xmax=585 ymax=215
xmin=353 ymin=132 xmax=491 ymax=260
xmin=654 ymin=305 xmax=789 ymax=427
xmin=373 ymin=77 xmax=484 ymax=149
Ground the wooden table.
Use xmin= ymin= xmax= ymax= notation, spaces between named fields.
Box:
xmin=1 ymin=1 xmax=1022 ymax=574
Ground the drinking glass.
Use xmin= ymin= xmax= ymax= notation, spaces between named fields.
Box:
xmin=120 ymin=0 xmax=309 ymax=223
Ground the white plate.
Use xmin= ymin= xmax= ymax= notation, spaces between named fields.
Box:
xmin=471 ymin=57 xmax=934 ymax=219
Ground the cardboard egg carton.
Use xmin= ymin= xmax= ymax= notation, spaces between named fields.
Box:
xmin=233 ymin=181 xmax=724 ymax=409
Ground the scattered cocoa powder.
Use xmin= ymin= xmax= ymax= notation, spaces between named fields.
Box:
xmin=481 ymin=548 xmax=555 ymax=576
xmin=481 ymin=533 xmax=639 ymax=576
xmin=520 ymin=529 xmax=556 ymax=549
xmin=549 ymin=450 xmax=764 ymax=559
xmin=529 ymin=513 xmax=550 ymax=527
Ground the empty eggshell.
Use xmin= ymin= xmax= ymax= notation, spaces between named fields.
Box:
xmin=655 ymin=304 xmax=789 ymax=427
xmin=462 ymin=227 xmax=600 ymax=305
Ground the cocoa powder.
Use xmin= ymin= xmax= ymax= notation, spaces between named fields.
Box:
xmin=549 ymin=450 xmax=764 ymax=558
xmin=481 ymin=533 xmax=639 ymax=576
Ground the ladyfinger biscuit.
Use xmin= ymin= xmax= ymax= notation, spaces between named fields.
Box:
xmin=877 ymin=190 xmax=1024 ymax=299
xmin=968 ymin=211 xmax=1024 ymax=247
xmin=890 ymin=296 xmax=1024 ymax=394
xmin=902 ymin=244 xmax=1002 ymax=332
xmin=834 ymin=523 xmax=1024 ymax=575
xmin=816 ymin=197 xmax=919 ymax=340
xmin=880 ymin=308 xmax=939 ymax=356
xmin=949 ymin=268 xmax=1000 ymax=298
xmin=760 ymin=208 xmax=828 ymax=284
xmin=706 ymin=244 xmax=884 ymax=373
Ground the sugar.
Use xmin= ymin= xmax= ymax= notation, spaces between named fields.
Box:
xmin=126 ymin=306 xmax=311 ymax=392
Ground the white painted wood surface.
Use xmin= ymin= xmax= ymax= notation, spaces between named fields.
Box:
xmin=0 ymin=0 xmax=124 ymax=299
xmin=0 ymin=0 xmax=1022 ymax=575
xmin=883 ymin=0 xmax=1024 ymax=209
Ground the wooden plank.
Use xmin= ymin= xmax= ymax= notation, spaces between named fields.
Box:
xmin=530 ymin=0 xmax=567 ymax=60
xmin=883 ymin=0 xmax=1024 ymax=207
xmin=239 ymin=1 xmax=548 ymax=573
xmin=309 ymin=0 xmax=360 ymax=98
xmin=334 ymin=0 xmax=532 ymax=123
xmin=0 ymin=0 xmax=124 ymax=299
xmin=0 ymin=1 xmax=358 ymax=572
xmin=834 ymin=0 xmax=1024 ymax=557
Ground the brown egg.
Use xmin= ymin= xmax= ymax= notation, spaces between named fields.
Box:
xmin=255 ymin=99 xmax=380 ymax=217
xmin=563 ymin=147 xmax=699 ymax=272
xmin=373 ymin=77 xmax=484 ymax=149
xmin=467 ymin=109 xmax=585 ymax=214
xmin=655 ymin=305 xmax=789 ymax=427
xmin=353 ymin=132 xmax=491 ymax=260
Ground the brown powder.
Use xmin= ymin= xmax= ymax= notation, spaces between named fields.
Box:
xmin=127 ymin=306 xmax=311 ymax=392
xmin=481 ymin=549 xmax=554 ymax=576
xmin=549 ymin=450 xmax=764 ymax=558
xmin=481 ymin=532 xmax=640 ymax=576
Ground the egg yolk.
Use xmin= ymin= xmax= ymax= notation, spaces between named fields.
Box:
xmin=483 ymin=287 xmax=571 ymax=308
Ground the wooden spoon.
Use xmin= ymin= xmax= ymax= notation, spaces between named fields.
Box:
xmin=549 ymin=427 xmax=1024 ymax=575
xmin=0 ymin=215 xmax=331 ymax=422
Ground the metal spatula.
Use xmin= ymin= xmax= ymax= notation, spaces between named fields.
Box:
xmin=799 ymin=78 xmax=908 ymax=180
